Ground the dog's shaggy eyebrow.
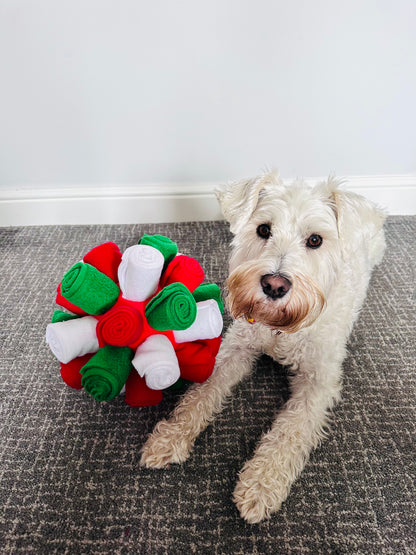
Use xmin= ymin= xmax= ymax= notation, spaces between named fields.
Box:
xmin=295 ymin=205 xmax=338 ymax=234
xmin=253 ymin=205 xmax=286 ymax=223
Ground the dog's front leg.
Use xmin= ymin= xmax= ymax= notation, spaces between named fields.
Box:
xmin=140 ymin=320 xmax=260 ymax=469
xmin=234 ymin=355 xmax=342 ymax=523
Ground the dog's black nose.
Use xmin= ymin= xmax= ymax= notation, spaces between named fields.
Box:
xmin=260 ymin=274 xmax=292 ymax=300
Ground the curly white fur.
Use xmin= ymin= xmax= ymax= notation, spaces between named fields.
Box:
xmin=140 ymin=172 xmax=386 ymax=524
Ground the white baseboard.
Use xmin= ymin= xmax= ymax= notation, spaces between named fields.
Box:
xmin=340 ymin=174 xmax=416 ymax=216
xmin=0 ymin=174 xmax=415 ymax=226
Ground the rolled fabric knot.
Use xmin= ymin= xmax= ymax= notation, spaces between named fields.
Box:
xmin=96 ymin=305 xmax=144 ymax=347
xmin=83 ymin=242 xmax=122 ymax=282
xmin=124 ymin=370 xmax=164 ymax=407
xmin=175 ymin=341 xmax=216 ymax=383
xmin=138 ymin=234 xmax=178 ymax=270
xmin=173 ymin=299 xmax=223 ymax=343
xmin=132 ymin=335 xmax=180 ymax=390
xmin=60 ymin=354 xmax=93 ymax=390
xmin=145 ymin=282 xmax=197 ymax=331
xmin=204 ymin=335 xmax=222 ymax=357
xmin=160 ymin=255 xmax=205 ymax=293
xmin=61 ymin=262 xmax=120 ymax=315
xmin=46 ymin=316 xmax=99 ymax=364
xmin=118 ymin=245 xmax=164 ymax=302
xmin=80 ymin=346 xmax=133 ymax=401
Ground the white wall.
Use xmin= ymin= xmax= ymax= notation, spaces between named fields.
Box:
xmin=0 ymin=1 xmax=415 ymax=222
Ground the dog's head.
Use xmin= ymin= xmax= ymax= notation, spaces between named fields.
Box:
xmin=217 ymin=172 xmax=385 ymax=333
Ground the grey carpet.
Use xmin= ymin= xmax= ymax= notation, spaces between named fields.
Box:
xmin=0 ymin=217 xmax=415 ymax=554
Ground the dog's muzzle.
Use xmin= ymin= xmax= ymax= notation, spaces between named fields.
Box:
xmin=226 ymin=261 xmax=325 ymax=333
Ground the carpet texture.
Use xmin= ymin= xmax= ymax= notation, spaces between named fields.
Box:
xmin=0 ymin=218 xmax=415 ymax=554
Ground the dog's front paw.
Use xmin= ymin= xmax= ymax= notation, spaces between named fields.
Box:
xmin=140 ymin=419 xmax=193 ymax=469
xmin=233 ymin=458 xmax=290 ymax=524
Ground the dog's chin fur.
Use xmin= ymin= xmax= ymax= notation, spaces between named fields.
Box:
xmin=226 ymin=262 xmax=325 ymax=333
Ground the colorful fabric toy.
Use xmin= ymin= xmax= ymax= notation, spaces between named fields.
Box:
xmin=46 ymin=235 xmax=223 ymax=406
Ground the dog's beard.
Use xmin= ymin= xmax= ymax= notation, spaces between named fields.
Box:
xmin=226 ymin=261 xmax=325 ymax=333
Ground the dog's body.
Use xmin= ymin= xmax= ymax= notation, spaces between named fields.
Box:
xmin=141 ymin=173 xmax=386 ymax=523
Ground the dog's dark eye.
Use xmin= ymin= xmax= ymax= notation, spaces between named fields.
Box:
xmin=256 ymin=224 xmax=272 ymax=239
xmin=306 ymin=234 xmax=323 ymax=249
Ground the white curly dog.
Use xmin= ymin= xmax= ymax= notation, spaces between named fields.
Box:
xmin=141 ymin=172 xmax=386 ymax=523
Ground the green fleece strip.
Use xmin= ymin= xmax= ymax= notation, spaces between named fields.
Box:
xmin=80 ymin=346 xmax=133 ymax=402
xmin=192 ymin=283 xmax=224 ymax=314
xmin=51 ymin=310 xmax=80 ymax=323
xmin=145 ymin=282 xmax=197 ymax=331
xmin=61 ymin=262 xmax=120 ymax=315
xmin=139 ymin=234 xmax=178 ymax=271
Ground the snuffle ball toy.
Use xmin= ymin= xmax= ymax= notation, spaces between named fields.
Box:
xmin=46 ymin=234 xmax=223 ymax=406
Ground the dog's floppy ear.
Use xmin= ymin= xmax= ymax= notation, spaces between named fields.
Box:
xmin=322 ymin=178 xmax=386 ymax=262
xmin=216 ymin=172 xmax=280 ymax=234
